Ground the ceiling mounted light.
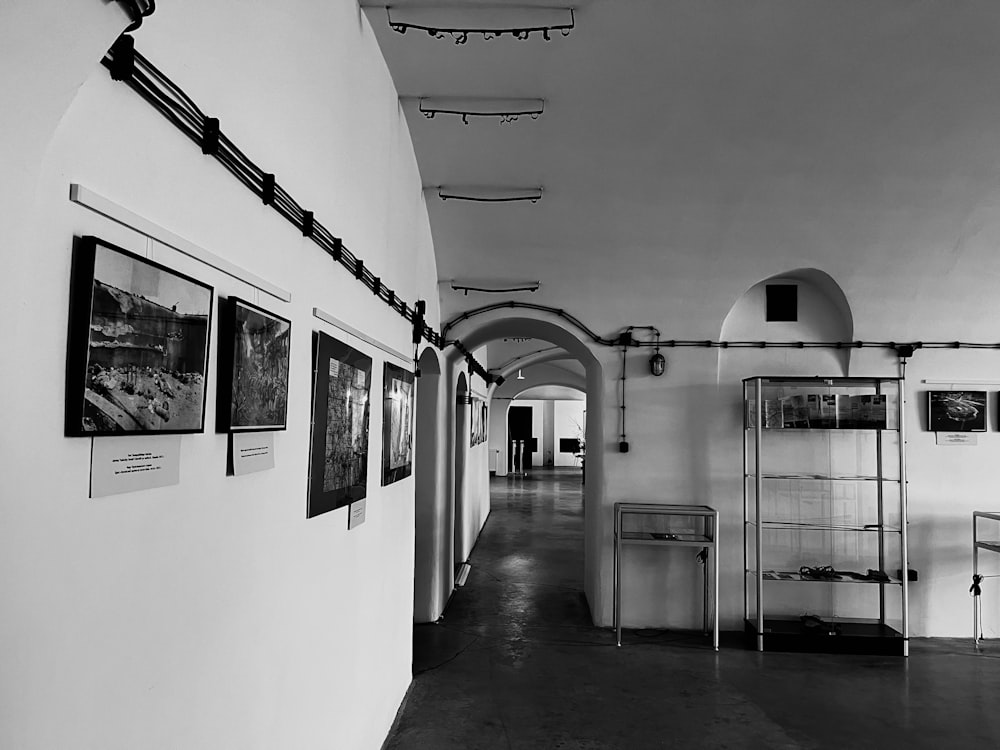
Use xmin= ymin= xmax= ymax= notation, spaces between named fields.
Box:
xmin=434 ymin=186 xmax=543 ymax=204
xmin=418 ymin=97 xmax=545 ymax=125
xmin=383 ymin=6 xmax=575 ymax=44
xmin=450 ymin=280 xmax=540 ymax=295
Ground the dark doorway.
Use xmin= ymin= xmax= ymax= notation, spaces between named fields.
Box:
xmin=508 ymin=405 xmax=533 ymax=474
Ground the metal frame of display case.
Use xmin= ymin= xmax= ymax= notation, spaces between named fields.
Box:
xmin=613 ymin=502 xmax=719 ymax=650
xmin=743 ymin=376 xmax=909 ymax=656
xmin=973 ymin=511 xmax=1000 ymax=646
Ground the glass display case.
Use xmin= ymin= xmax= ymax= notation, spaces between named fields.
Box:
xmin=613 ymin=503 xmax=719 ymax=649
xmin=744 ymin=376 xmax=909 ymax=655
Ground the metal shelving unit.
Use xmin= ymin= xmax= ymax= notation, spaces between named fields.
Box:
xmin=613 ymin=502 xmax=719 ymax=650
xmin=973 ymin=511 xmax=1000 ymax=645
xmin=744 ymin=376 xmax=909 ymax=656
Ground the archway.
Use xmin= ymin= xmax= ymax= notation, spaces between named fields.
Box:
xmin=490 ymin=361 xmax=587 ymax=477
xmin=443 ymin=312 xmax=607 ymax=619
xmin=413 ymin=346 xmax=445 ymax=623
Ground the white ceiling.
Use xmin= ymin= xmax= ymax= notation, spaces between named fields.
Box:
xmin=366 ymin=1 xmax=1000 ymax=346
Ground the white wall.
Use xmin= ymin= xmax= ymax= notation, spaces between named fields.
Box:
xmin=453 ymin=346 xmax=491 ymax=564
xmin=554 ymin=400 xmax=586 ymax=467
xmin=0 ymin=2 xmax=438 ymax=748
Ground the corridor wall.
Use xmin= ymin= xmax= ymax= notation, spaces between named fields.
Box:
xmin=0 ymin=2 xmax=438 ymax=748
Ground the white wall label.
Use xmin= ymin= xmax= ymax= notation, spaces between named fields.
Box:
xmin=936 ymin=432 xmax=978 ymax=446
xmin=232 ymin=432 xmax=275 ymax=475
xmin=348 ymin=499 xmax=367 ymax=530
xmin=90 ymin=435 xmax=181 ymax=497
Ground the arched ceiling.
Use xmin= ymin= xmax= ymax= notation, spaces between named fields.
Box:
xmin=366 ymin=1 xmax=1000 ymax=337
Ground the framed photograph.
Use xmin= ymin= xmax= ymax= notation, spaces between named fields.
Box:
xmin=469 ymin=396 xmax=480 ymax=447
xmin=928 ymin=391 xmax=987 ymax=432
xmin=469 ymin=398 xmax=487 ymax=446
xmin=65 ymin=235 xmax=213 ymax=436
xmin=381 ymin=362 xmax=414 ymax=486
xmin=216 ymin=297 xmax=291 ymax=432
xmin=307 ymin=331 xmax=371 ymax=518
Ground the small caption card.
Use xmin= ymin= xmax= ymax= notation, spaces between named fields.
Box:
xmin=348 ymin=498 xmax=367 ymax=530
xmin=91 ymin=434 xmax=181 ymax=497
xmin=936 ymin=432 xmax=977 ymax=446
xmin=231 ymin=432 xmax=275 ymax=475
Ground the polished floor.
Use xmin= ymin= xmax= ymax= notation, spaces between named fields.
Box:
xmin=384 ymin=467 xmax=1000 ymax=749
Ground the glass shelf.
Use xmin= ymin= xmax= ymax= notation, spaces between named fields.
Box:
xmin=750 ymin=569 xmax=903 ymax=585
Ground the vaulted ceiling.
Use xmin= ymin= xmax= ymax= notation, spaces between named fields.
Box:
xmin=366 ymin=1 xmax=1000 ymax=365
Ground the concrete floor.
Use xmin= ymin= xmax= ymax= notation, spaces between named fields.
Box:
xmin=384 ymin=467 xmax=1000 ymax=749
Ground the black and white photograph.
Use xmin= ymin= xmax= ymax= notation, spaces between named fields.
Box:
xmin=65 ymin=235 xmax=213 ymax=436
xmin=307 ymin=331 xmax=371 ymax=518
xmin=216 ymin=297 xmax=291 ymax=432
xmin=928 ymin=390 xmax=987 ymax=432
xmin=381 ymin=362 xmax=413 ymax=486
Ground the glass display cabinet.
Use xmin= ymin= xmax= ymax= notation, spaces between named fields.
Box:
xmin=613 ymin=502 xmax=719 ymax=650
xmin=744 ymin=376 xmax=909 ymax=655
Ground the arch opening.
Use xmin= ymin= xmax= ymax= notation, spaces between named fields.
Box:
xmin=439 ymin=312 xmax=607 ymax=621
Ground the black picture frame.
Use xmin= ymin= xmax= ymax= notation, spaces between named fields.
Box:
xmin=65 ymin=235 xmax=213 ymax=436
xmin=216 ymin=297 xmax=291 ymax=432
xmin=381 ymin=362 xmax=414 ymax=486
xmin=928 ymin=390 xmax=987 ymax=432
xmin=307 ymin=331 xmax=372 ymax=518
xmin=469 ymin=398 xmax=487 ymax=446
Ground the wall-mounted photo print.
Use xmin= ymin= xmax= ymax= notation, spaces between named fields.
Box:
xmin=928 ymin=391 xmax=987 ymax=432
xmin=216 ymin=297 xmax=291 ymax=432
xmin=469 ymin=398 xmax=487 ymax=446
xmin=381 ymin=362 xmax=414 ymax=486
xmin=65 ymin=236 xmax=213 ymax=436
xmin=307 ymin=332 xmax=371 ymax=518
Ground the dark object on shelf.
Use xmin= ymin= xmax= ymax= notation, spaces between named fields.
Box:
xmin=801 ymin=614 xmax=841 ymax=636
xmin=799 ymin=565 xmax=840 ymax=580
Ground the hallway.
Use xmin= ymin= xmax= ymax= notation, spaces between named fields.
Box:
xmin=385 ymin=468 xmax=1000 ymax=749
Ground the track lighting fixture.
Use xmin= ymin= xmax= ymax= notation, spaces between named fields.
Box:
xmin=435 ymin=186 xmax=543 ymax=204
xmin=450 ymin=281 xmax=540 ymax=295
xmin=418 ymin=97 xmax=544 ymax=124
xmin=383 ymin=6 xmax=575 ymax=44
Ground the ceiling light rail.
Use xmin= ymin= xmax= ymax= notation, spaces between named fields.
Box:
xmin=450 ymin=281 xmax=540 ymax=295
xmin=380 ymin=5 xmax=575 ymax=44
xmin=418 ymin=97 xmax=545 ymax=124
xmin=435 ymin=186 xmax=543 ymax=203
